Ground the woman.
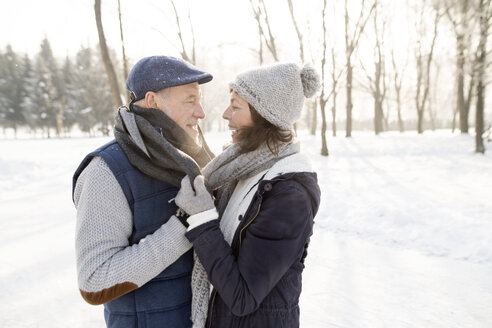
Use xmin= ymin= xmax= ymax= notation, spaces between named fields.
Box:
xmin=175 ymin=63 xmax=321 ymax=327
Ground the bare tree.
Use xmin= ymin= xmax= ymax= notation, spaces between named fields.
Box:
xmin=287 ymin=0 xmax=305 ymax=62
xmin=319 ymin=0 xmax=330 ymax=156
xmin=250 ymin=0 xmax=279 ymax=62
xmin=445 ymin=0 xmax=478 ymax=134
xmin=252 ymin=9 xmax=265 ymax=65
xmin=360 ymin=0 xmax=387 ymax=135
xmin=329 ymin=47 xmax=345 ymax=137
xmin=118 ymin=0 xmax=129 ymax=103
xmin=391 ymin=49 xmax=407 ymax=132
xmin=94 ymin=0 xmax=123 ymax=108
xmin=170 ymin=0 xmax=196 ymax=64
xmin=344 ymin=0 xmax=376 ymax=137
xmin=306 ymin=16 xmax=319 ymax=134
xmin=287 ymin=0 xmax=309 ymax=134
xmin=475 ymin=0 xmax=492 ymax=153
xmin=429 ymin=60 xmax=441 ymax=131
xmin=414 ymin=2 xmax=441 ymax=134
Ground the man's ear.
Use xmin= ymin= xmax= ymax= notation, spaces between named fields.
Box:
xmin=144 ymin=91 xmax=157 ymax=108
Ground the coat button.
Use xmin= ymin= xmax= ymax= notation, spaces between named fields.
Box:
xmin=263 ymin=183 xmax=272 ymax=191
xmin=238 ymin=215 xmax=243 ymax=221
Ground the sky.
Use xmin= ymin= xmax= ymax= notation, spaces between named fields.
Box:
xmin=1 ymin=0 xmax=410 ymax=63
xmin=1 ymin=0 xmax=262 ymax=61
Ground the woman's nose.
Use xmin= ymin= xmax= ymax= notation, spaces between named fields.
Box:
xmin=223 ymin=106 xmax=231 ymax=120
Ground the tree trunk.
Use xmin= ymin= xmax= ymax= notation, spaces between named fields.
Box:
xmin=118 ymin=0 xmax=129 ymax=104
xmin=452 ymin=106 xmax=458 ymax=132
xmin=395 ymin=88 xmax=404 ymax=132
xmin=332 ymin=92 xmax=337 ymax=137
xmin=95 ymin=0 xmax=122 ymax=108
xmin=374 ymin=96 xmax=383 ymax=134
xmin=415 ymin=9 xmax=439 ymax=134
xmin=310 ymin=100 xmax=317 ymax=135
xmin=391 ymin=51 xmax=405 ymax=132
xmin=346 ymin=61 xmax=353 ymax=137
xmin=475 ymin=79 xmax=485 ymax=153
xmin=320 ymin=98 xmax=328 ymax=156
xmin=456 ymin=38 xmax=468 ymax=133
xmin=320 ymin=0 xmax=329 ymax=155
xmin=374 ymin=60 xmax=383 ymax=134
xmin=475 ymin=0 xmax=490 ymax=153
xmin=343 ymin=0 xmax=375 ymax=138
xmin=330 ymin=47 xmax=339 ymax=137
xmin=56 ymin=109 xmax=63 ymax=137
xmin=417 ymin=109 xmax=424 ymax=134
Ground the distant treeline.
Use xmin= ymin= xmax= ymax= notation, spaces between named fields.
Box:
xmin=0 ymin=39 xmax=117 ymax=138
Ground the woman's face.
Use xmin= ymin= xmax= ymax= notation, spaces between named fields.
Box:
xmin=223 ymin=91 xmax=253 ymax=143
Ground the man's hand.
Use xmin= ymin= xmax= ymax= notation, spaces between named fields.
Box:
xmin=175 ymin=175 xmax=215 ymax=216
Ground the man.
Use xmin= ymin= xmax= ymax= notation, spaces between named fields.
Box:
xmin=72 ymin=56 xmax=214 ymax=327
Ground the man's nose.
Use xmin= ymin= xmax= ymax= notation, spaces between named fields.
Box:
xmin=194 ymin=103 xmax=205 ymax=119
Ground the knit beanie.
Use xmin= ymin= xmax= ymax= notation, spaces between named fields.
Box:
xmin=229 ymin=63 xmax=321 ymax=131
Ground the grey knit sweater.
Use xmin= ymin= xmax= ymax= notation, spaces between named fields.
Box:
xmin=73 ymin=156 xmax=192 ymax=303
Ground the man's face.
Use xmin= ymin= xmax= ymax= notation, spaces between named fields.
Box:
xmin=153 ymin=82 xmax=204 ymax=142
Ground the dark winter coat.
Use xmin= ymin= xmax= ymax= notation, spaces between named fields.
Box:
xmin=186 ymin=171 xmax=320 ymax=328
xmin=73 ymin=140 xmax=193 ymax=328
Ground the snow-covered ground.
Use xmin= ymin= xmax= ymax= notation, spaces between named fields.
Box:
xmin=0 ymin=130 xmax=491 ymax=327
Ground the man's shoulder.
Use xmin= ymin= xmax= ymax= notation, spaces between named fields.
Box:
xmin=73 ymin=140 xmax=126 ymax=196
xmin=90 ymin=140 xmax=134 ymax=176
xmin=92 ymin=139 xmax=122 ymax=159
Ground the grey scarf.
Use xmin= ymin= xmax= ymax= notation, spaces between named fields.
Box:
xmin=190 ymin=141 xmax=300 ymax=328
xmin=114 ymin=105 xmax=214 ymax=186
xmin=204 ymin=141 xmax=300 ymax=215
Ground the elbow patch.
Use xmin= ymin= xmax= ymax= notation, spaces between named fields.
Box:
xmin=80 ymin=281 xmax=138 ymax=305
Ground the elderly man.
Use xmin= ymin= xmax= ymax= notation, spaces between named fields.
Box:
xmin=72 ymin=56 xmax=213 ymax=327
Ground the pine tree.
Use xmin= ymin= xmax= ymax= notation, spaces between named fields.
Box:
xmin=1 ymin=45 xmax=27 ymax=136
xmin=61 ymin=56 xmax=77 ymax=136
xmin=92 ymin=48 xmax=115 ymax=135
xmin=0 ymin=49 xmax=7 ymax=132
xmin=19 ymin=54 xmax=38 ymax=135
xmin=72 ymin=46 xmax=113 ymax=136
xmin=37 ymin=38 xmax=64 ymax=137
xmin=30 ymin=55 xmax=57 ymax=137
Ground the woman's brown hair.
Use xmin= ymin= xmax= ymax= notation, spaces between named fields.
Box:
xmin=237 ymin=104 xmax=293 ymax=155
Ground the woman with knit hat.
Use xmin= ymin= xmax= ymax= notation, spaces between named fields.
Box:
xmin=175 ymin=63 xmax=321 ymax=327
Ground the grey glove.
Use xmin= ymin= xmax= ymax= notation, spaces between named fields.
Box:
xmin=175 ymin=175 xmax=215 ymax=216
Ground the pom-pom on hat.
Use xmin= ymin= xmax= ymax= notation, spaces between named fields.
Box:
xmin=229 ymin=63 xmax=320 ymax=131
xmin=126 ymin=56 xmax=213 ymax=101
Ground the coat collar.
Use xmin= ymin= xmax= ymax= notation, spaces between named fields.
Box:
xmin=263 ymin=152 xmax=314 ymax=181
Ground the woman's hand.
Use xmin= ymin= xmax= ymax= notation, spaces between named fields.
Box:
xmin=175 ymin=175 xmax=215 ymax=216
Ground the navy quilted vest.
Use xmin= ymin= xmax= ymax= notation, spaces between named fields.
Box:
xmin=73 ymin=140 xmax=193 ymax=328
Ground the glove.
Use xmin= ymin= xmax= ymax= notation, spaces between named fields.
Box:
xmin=175 ymin=175 xmax=215 ymax=216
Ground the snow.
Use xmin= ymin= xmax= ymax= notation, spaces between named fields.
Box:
xmin=0 ymin=130 xmax=491 ymax=327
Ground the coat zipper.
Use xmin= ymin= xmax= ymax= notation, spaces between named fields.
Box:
xmin=239 ymin=200 xmax=263 ymax=247
xmin=208 ymin=192 xmax=264 ymax=325
xmin=208 ymin=289 xmax=217 ymax=328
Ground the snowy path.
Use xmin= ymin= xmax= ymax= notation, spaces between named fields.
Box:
xmin=299 ymin=131 xmax=492 ymax=327
xmin=301 ymin=231 xmax=492 ymax=328
xmin=1 ymin=132 xmax=491 ymax=327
